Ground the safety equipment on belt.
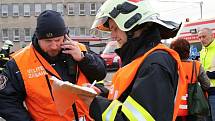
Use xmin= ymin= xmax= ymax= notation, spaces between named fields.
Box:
xmin=91 ymin=0 xmax=180 ymax=39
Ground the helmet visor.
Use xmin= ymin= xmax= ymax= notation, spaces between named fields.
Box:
xmin=91 ymin=16 xmax=110 ymax=32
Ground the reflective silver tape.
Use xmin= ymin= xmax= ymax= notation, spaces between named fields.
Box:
xmin=179 ymin=104 xmax=188 ymax=109
xmin=105 ymin=101 xmax=120 ymax=121
xmin=123 ymin=101 xmax=147 ymax=121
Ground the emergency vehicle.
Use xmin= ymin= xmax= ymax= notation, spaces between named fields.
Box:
xmin=176 ymin=17 xmax=215 ymax=59
xmin=100 ymin=41 xmax=121 ymax=71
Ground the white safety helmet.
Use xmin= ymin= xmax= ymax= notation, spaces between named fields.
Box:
xmin=91 ymin=0 xmax=180 ymax=38
xmin=2 ymin=40 xmax=14 ymax=50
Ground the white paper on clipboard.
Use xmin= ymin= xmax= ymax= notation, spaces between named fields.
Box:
xmin=50 ymin=76 xmax=97 ymax=115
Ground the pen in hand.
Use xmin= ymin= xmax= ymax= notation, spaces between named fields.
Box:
xmin=90 ymin=80 xmax=97 ymax=88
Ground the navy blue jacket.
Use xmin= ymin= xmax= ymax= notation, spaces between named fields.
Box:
xmin=89 ymin=28 xmax=178 ymax=121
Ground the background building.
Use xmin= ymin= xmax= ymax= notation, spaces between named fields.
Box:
xmin=0 ymin=0 xmax=110 ymax=53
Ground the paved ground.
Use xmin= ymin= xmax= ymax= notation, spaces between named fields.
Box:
xmin=104 ymin=71 xmax=115 ymax=81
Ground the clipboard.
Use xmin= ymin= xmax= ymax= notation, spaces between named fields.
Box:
xmin=50 ymin=76 xmax=97 ymax=97
xmin=49 ymin=76 xmax=97 ymax=115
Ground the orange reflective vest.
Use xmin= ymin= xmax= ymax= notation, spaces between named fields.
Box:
xmin=12 ymin=43 xmax=92 ymax=121
xmin=177 ymin=60 xmax=200 ymax=116
xmin=108 ymin=44 xmax=186 ymax=121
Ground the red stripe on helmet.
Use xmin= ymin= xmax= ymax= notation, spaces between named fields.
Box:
xmin=128 ymin=0 xmax=143 ymax=3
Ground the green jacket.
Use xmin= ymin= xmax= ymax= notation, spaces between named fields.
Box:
xmin=200 ymin=39 xmax=215 ymax=87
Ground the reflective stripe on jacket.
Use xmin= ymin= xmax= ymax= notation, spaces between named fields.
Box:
xmin=178 ymin=60 xmax=200 ymax=116
xmin=105 ymin=44 xmax=186 ymax=121
xmin=200 ymin=40 xmax=215 ymax=87
xmin=12 ymin=43 xmax=92 ymax=121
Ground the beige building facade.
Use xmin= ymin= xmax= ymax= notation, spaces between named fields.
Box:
xmin=0 ymin=0 xmax=109 ymax=53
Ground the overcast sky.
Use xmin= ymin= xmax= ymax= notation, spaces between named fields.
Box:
xmin=150 ymin=0 xmax=215 ymax=23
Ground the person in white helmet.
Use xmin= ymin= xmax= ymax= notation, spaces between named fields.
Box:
xmin=0 ymin=40 xmax=14 ymax=72
xmin=77 ymin=0 xmax=186 ymax=121
xmin=0 ymin=40 xmax=14 ymax=56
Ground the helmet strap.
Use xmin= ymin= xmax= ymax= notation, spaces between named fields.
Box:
xmin=126 ymin=22 xmax=152 ymax=39
xmin=126 ymin=31 xmax=134 ymax=40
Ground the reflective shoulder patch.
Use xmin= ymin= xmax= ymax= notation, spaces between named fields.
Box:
xmin=0 ymin=75 xmax=8 ymax=90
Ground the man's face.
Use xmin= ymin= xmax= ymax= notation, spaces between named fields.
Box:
xmin=198 ymin=30 xmax=213 ymax=47
xmin=38 ymin=36 xmax=64 ymax=57
xmin=109 ymin=19 xmax=127 ymax=48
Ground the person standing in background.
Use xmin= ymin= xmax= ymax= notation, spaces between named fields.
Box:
xmin=198 ymin=28 xmax=215 ymax=121
xmin=170 ymin=38 xmax=210 ymax=121
xmin=0 ymin=40 xmax=14 ymax=73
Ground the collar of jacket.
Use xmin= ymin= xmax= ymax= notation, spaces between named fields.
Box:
xmin=205 ymin=39 xmax=215 ymax=49
xmin=115 ymin=28 xmax=161 ymax=66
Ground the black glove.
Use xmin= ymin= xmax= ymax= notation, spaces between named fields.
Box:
xmin=95 ymin=83 xmax=109 ymax=98
xmin=206 ymin=71 xmax=215 ymax=79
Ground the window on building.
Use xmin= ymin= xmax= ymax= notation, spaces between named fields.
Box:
xmin=69 ymin=27 xmax=75 ymax=36
xmin=57 ymin=3 xmax=64 ymax=15
xmin=90 ymin=3 xmax=96 ymax=15
xmin=68 ymin=4 xmax=74 ymax=15
xmin=35 ymin=4 xmax=41 ymax=16
xmin=86 ymin=28 xmax=90 ymax=36
xmin=24 ymin=4 xmax=30 ymax=16
xmin=75 ymin=29 xmax=79 ymax=36
xmin=13 ymin=28 xmax=20 ymax=41
xmin=24 ymin=28 xmax=31 ymax=41
xmin=2 ymin=29 xmax=9 ymax=41
xmin=13 ymin=4 xmax=19 ymax=16
xmin=80 ymin=27 xmax=86 ymax=36
xmin=46 ymin=3 xmax=52 ymax=10
xmin=79 ymin=3 xmax=85 ymax=15
xmin=2 ymin=5 xmax=8 ymax=17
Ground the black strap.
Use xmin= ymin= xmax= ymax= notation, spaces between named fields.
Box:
xmin=33 ymin=47 xmax=59 ymax=101
xmin=33 ymin=48 xmax=60 ymax=79
xmin=190 ymin=61 xmax=198 ymax=84
xmin=72 ymin=104 xmax=79 ymax=121
xmin=194 ymin=61 xmax=198 ymax=81
xmin=45 ymin=75 xmax=54 ymax=101
xmin=190 ymin=61 xmax=195 ymax=83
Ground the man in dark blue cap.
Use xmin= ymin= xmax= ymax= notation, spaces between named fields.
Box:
xmin=0 ymin=10 xmax=107 ymax=121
